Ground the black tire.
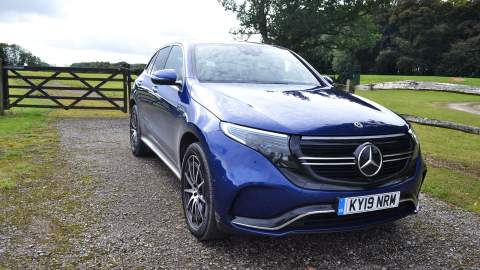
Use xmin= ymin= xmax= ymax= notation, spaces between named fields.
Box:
xmin=130 ymin=105 xmax=149 ymax=156
xmin=181 ymin=143 xmax=226 ymax=241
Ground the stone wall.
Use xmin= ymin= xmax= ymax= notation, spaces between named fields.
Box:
xmin=356 ymin=80 xmax=480 ymax=95
xmin=401 ymin=114 xmax=480 ymax=135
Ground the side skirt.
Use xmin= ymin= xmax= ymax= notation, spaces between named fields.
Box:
xmin=141 ymin=136 xmax=181 ymax=179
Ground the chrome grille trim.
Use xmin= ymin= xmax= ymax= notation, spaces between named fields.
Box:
xmin=298 ymin=156 xmax=355 ymax=160
xmin=302 ymin=133 xmax=407 ymax=140
xmin=298 ymin=133 xmax=414 ymax=183
xmin=383 ymin=156 xmax=411 ymax=163
xmin=301 ymin=162 xmax=356 ymax=166
xmin=383 ymin=151 xmax=413 ymax=158
xmin=299 ymin=152 xmax=412 ymax=166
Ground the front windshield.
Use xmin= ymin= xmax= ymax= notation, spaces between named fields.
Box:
xmin=194 ymin=44 xmax=321 ymax=85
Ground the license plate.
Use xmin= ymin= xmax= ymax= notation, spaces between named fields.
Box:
xmin=337 ymin=191 xmax=400 ymax=215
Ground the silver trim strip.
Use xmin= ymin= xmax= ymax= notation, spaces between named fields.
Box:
xmin=302 ymin=133 xmax=406 ymax=140
xmin=400 ymin=198 xmax=418 ymax=210
xmin=299 ymin=156 xmax=355 ymax=160
xmin=301 ymin=162 xmax=356 ymax=166
xmin=234 ymin=198 xmax=418 ymax=231
xmin=220 ymin=122 xmax=288 ymax=145
xmin=301 ymin=152 xmax=411 ymax=165
xmin=141 ymin=137 xmax=181 ymax=179
xmin=232 ymin=209 xmax=336 ymax=231
xmin=400 ymin=198 xmax=415 ymax=203
xmin=383 ymin=151 xmax=413 ymax=158
xmin=221 ymin=122 xmax=289 ymax=138
xmin=232 ymin=198 xmax=418 ymax=231
xmin=383 ymin=156 xmax=411 ymax=163
xmin=300 ymin=151 xmax=411 ymax=162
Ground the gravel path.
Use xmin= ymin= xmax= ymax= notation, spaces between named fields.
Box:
xmin=32 ymin=119 xmax=480 ymax=268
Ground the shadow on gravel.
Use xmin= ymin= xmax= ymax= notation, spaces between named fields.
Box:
xmin=202 ymin=223 xmax=417 ymax=268
xmin=48 ymin=118 xmax=479 ymax=269
xmin=152 ymin=153 xmax=476 ymax=269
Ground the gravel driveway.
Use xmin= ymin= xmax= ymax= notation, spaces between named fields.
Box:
xmin=12 ymin=118 xmax=480 ymax=268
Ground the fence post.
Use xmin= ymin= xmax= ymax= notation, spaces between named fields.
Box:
xmin=0 ymin=58 xmax=5 ymax=115
xmin=125 ymin=64 xmax=131 ymax=114
xmin=346 ymin=79 xmax=355 ymax=93
xmin=122 ymin=63 xmax=130 ymax=113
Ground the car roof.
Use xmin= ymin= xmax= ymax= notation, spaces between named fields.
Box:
xmin=163 ymin=40 xmax=288 ymax=51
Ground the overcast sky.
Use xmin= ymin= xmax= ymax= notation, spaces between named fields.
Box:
xmin=0 ymin=0 xmax=239 ymax=66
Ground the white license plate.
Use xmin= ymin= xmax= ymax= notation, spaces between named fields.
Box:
xmin=337 ymin=191 xmax=400 ymax=215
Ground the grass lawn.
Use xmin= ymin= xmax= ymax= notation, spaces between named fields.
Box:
xmin=357 ymin=90 xmax=480 ymax=127
xmin=423 ymin=167 xmax=479 ymax=213
xmin=356 ymin=88 xmax=480 ymax=212
xmin=0 ymin=108 xmax=53 ymax=190
xmin=0 ymin=107 xmax=101 ymax=265
xmin=0 ymin=108 xmax=72 ymax=254
xmin=413 ymin=124 xmax=480 ymax=170
xmin=412 ymin=124 xmax=480 ymax=212
xmin=360 ymin=74 xmax=480 ymax=87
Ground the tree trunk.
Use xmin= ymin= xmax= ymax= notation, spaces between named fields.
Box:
xmin=255 ymin=0 xmax=270 ymax=43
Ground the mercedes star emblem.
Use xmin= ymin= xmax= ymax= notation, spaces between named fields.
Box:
xmin=355 ymin=143 xmax=383 ymax=177
xmin=354 ymin=122 xmax=363 ymax=128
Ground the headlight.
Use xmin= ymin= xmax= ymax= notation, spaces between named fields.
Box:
xmin=220 ymin=122 xmax=296 ymax=168
xmin=408 ymin=127 xmax=420 ymax=158
xmin=408 ymin=127 xmax=419 ymax=145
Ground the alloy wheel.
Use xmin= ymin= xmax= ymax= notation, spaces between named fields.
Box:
xmin=130 ymin=110 xmax=138 ymax=150
xmin=183 ymin=154 xmax=207 ymax=230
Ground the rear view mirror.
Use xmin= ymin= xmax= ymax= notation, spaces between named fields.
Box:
xmin=151 ymin=69 xmax=177 ymax=85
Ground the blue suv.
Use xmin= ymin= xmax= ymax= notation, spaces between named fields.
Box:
xmin=130 ymin=42 xmax=427 ymax=240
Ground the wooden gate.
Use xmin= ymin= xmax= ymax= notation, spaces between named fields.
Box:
xmin=0 ymin=63 xmax=131 ymax=113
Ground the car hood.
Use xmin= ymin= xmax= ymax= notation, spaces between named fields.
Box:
xmin=190 ymin=82 xmax=409 ymax=136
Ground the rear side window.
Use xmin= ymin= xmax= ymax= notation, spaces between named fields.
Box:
xmin=164 ymin=46 xmax=184 ymax=79
xmin=150 ymin=46 xmax=171 ymax=74
xmin=145 ymin=52 xmax=157 ymax=72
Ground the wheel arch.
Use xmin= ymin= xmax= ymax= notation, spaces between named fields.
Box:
xmin=129 ymin=98 xmax=136 ymax=111
xmin=179 ymin=131 xmax=200 ymax=166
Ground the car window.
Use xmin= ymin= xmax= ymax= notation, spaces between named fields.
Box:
xmin=164 ymin=46 xmax=184 ymax=80
xmin=145 ymin=52 xmax=158 ymax=73
xmin=150 ymin=46 xmax=171 ymax=74
xmin=194 ymin=44 xmax=319 ymax=85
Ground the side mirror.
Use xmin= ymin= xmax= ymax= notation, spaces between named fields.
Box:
xmin=323 ymin=75 xmax=334 ymax=85
xmin=151 ymin=69 xmax=177 ymax=85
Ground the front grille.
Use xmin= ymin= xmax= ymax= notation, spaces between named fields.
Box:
xmin=297 ymin=134 xmax=414 ymax=184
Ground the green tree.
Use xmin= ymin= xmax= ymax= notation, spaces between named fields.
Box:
xmin=219 ymin=0 xmax=386 ymax=74
xmin=394 ymin=0 xmax=451 ymax=74
xmin=0 ymin=43 xmax=47 ymax=66
xmin=70 ymin=61 xmax=146 ymax=74
xmin=437 ymin=0 xmax=480 ymax=76
xmin=372 ymin=0 xmax=480 ymax=76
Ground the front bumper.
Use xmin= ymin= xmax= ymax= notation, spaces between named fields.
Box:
xmin=231 ymin=197 xmax=418 ymax=232
xmin=202 ymin=128 xmax=426 ymax=236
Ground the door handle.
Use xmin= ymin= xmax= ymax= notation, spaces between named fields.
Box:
xmin=137 ymin=80 xmax=143 ymax=86
xmin=152 ymin=86 xmax=159 ymax=93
